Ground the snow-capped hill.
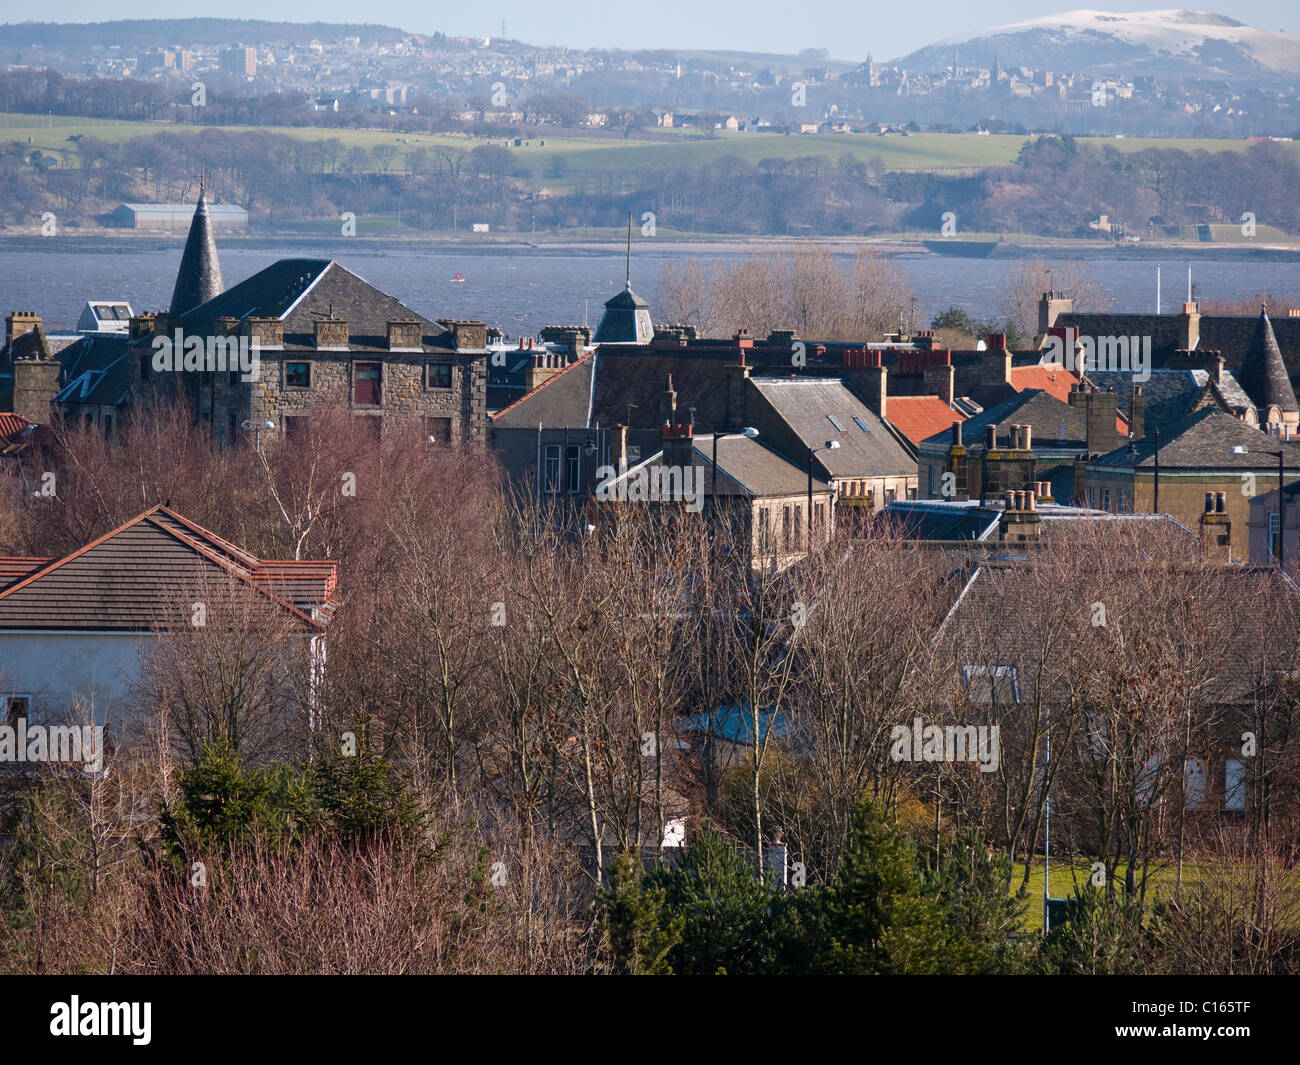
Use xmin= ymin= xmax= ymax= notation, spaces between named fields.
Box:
xmin=896 ymin=9 xmax=1300 ymax=78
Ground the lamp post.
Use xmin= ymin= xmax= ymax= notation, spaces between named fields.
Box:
xmin=710 ymin=427 xmax=759 ymax=515
xmin=808 ymin=440 xmax=840 ymax=547
xmin=242 ymin=419 xmax=275 ymax=453
xmin=1230 ymin=445 xmax=1287 ymax=567
xmin=1152 ymin=427 xmax=1160 ymax=513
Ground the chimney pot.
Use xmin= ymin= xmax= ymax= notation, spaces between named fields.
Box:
xmin=986 ymin=424 xmax=997 ymax=449
xmin=1216 ymin=492 xmax=1226 ymax=513
xmin=1205 ymin=492 xmax=1214 ymax=514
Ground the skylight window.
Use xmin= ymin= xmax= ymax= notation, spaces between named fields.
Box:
xmin=853 ymin=417 xmax=871 ymax=432
xmin=827 ymin=415 xmax=846 ymax=431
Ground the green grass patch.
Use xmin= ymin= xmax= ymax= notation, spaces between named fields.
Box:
xmin=6 ymin=113 xmax=1295 ymax=185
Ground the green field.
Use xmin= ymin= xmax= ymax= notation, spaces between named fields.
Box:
xmin=5 ymin=112 xmax=1295 ymax=189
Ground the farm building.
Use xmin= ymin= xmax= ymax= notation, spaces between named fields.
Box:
xmin=110 ymin=202 xmax=248 ymax=231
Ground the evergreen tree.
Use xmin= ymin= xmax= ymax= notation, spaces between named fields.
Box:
xmin=596 ymin=851 xmax=682 ymax=975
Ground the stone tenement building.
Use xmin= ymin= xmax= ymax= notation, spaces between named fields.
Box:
xmin=30 ymin=189 xmax=490 ymax=444
xmin=153 ymin=258 xmax=489 ymax=445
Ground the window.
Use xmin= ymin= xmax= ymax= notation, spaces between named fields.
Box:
xmin=2 ymin=695 xmax=30 ymax=726
xmin=827 ymin=414 xmax=846 ymax=432
xmin=885 ymin=488 xmax=897 ymax=504
xmin=782 ymin=505 xmax=792 ymax=549
xmin=566 ymin=445 xmax=581 ymax=493
xmin=1088 ymin=487 xmax=1096 ymax=508
xmin=102 ymin=413 xmax=113 ymax=439
xmin=1224 ymin=759 xmax=1247 ymax=811
xmin=1269 ymin=512 xmax=1280 ymax=561
xmin=285 ymin=361 xmax=311 ymax=388
xmin=1101 ymin=487 xmax=1111 ymax=511
xmin=1118 ymin=489 xmax=1128 ymax=514
xmin=543 ymin=444 xmax=561 ymax=493
xmin=426 ymin=362 xmax=453 ymax=390
xmin=928 ymin=466 xmax=937 ymax=497
xmin=962 ymin=665 xmax=1021 ymax=706
xmin=907 ymin=486 xmax=917 ymax=500
xmin=853 ymin=417 xmax=871 ymax=432
xmin=1184 ymin=758 xmax=1207 ymax=810
xmin=354 ymin=362 xmax=381 ymax=406
xmin=759 ymin=508 xmax=772 ymax=552
xmin=794 ymin=506 xmax=803 ymax=548
xmin=425 ymin=416 xmax=452 ymax=444
xmin=283 ymin=414 xmax=308 ymax=442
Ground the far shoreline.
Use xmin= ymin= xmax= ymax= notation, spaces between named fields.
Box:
xmin=2 ymin=232 xmax=1299 ymax=262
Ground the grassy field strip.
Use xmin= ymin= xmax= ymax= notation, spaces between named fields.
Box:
xmin=5 ymin=113 xmax=1295 ymax=182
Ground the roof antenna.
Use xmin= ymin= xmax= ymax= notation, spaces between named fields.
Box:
xmin=625 ymin=211 xmax=632 ymax=291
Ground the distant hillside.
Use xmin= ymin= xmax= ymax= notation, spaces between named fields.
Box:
xmin=897 ymin=9 xmax=1300 ymax=78
xmin=2 ymin=18 xmax=411 ymax=49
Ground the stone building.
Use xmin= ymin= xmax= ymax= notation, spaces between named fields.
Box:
xmin=45 ymin=189 xmax=489 ymax=444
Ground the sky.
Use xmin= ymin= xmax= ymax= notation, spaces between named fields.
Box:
xmin=5 ymin=1 xmax=1295 ymax=59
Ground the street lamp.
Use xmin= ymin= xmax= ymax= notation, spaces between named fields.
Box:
xmin=1152 ymin=427 xmax=1160 ymax=513
xmin=1230 ymin=445 xmax=1287 ymax=567
xmin=710 ymin=427 xmax=759 ymax=514
xmin=808 ymin=440 xmax=840 ymax=546
xmin=242 ymin=419 xmax=275 ymax=451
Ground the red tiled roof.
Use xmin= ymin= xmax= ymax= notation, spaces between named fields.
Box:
xmin=886 ymin=396 xmax=966 ymax=447
xmin=1008 ymin=365 xmax=1079 ymax=404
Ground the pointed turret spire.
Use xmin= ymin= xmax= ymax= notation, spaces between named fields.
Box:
xmin=169 ymin=184 xmax=224 ymax=315
xmin=1239 ymin=303 xmax=1298 ymax=416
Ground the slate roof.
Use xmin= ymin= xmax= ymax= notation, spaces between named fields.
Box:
xmin=491 ymin=347 xmax=743 ymax=432
xmin=692 ymin=434 xmax=831 ymax=499
xmin=0 ymin=505 xmax=337 ymax=632
xmin=594 ymin=286 xmax=654 ymax=345
xmin=1090 ymin=406 xmax=1300 ymax=470
xmin=168 ymin=187 xmax=224 ymax=316
xmin=55 ymin=338 xmax=134 ymax=408
xmin=1237 ymin=309 xmax=1298 ymax=414
xmin=750 ymin=378 xmax=915 ymax=477
xmin=921 ymin=388 xmax=1121 ymax=453
xmin=179 ymin=259 xmax=455 ymax=352
xmin=1055 ymin=310 xmax=1300 ymax=381
xmin=491 ymin=353 xmax=594 ymax=426
xmin=880 ymin=500 xmax=1001 ymax=541
xmin=1086 ymin=368 xmax=1254 ymax=437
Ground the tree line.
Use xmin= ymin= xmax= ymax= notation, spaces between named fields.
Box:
xmin=4 ymin=117 xmax=1296 ymax=238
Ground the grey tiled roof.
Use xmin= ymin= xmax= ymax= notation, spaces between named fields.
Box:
xmin=1238 ymin=310 xmax=1298 ymax=414
xmin=1087 ymin=368 xmax=1253 ymax=436
xmin=1091 ymin=406 xmax=1300 ymax=469
xmin=168 ymin=188 xmax=224 ymax=315
xmin=751 ymin=378 xmax=915 ymax=478
xmin=922 ymin=388 xmax=1120 ymax=452
xmin=693 ymin=434 xmax=829 ymax=498
xmin=180 ymin=260 xmax=453 ymax=351
xmin=594 ymin=286 xmax=654 ymax=344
